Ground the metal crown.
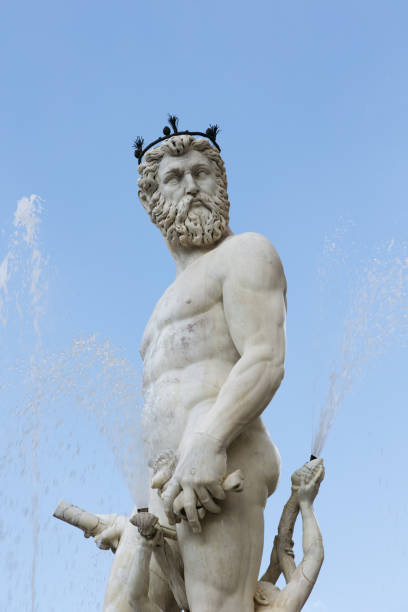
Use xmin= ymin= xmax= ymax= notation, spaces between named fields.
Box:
xmin=133 ymin=114 xmax=221 ymax=164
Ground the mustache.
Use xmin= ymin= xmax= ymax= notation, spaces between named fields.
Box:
xmin=175 ymin=193 xmax=220 ymax=225
xmin=175 ymin=194 xmax=194 ymax=225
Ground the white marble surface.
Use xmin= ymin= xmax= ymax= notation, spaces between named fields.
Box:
xmin=134 ymin=135 xmax=286 ymax=611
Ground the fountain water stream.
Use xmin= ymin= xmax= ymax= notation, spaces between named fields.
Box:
xmin=0 ymin=197 xmax=148 ymax=611
xmin=312 ymin=233 xmax=408 ymax=456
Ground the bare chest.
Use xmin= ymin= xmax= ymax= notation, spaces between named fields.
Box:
xmin=140 ymin=263 xmax=236 ymax=381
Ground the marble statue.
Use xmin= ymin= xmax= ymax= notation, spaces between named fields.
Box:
xmin=54 ymin=121 xmax=325 ymax=611
xmin=54 ymin=458 xmax=323 ymax=611
xmin=134 ymin=131 xmax=286 ymax=611
xmin=133 ymin=458 xmax=324 ymax=612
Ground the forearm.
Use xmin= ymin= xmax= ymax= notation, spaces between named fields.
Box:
xmin=278 ymin=492 xmax=299 ymax=543
xmin=277 ymin=492 xmax=299 ymax=582
xmin=127 ymin=541 xmax=164 ymax=612
xmin=299 ymin=500 xmax=324 ymax=583
xmin=104 ymin=520 xmax=147 ymax=612
xmin=198 ymin=346 xmax=284 ymax=448
xmin=127 ymin=540 xmax=153 ymax=604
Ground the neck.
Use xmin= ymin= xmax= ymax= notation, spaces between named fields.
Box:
xmin=166 ymin=227 xmax=233 ymax=276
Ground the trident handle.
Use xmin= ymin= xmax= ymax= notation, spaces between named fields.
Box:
xmin=53 ymin=470 xmax=244 ymax=541
xmin=53 ymin=500 xmax=109 ymax=538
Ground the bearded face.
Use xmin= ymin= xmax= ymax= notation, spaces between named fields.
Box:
xmin=149 ymin=190 xmax=230 ymax=248
xmin=145 ymin=149 xmax=230 ymax=248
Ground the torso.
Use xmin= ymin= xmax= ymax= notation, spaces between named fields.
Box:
xmin=141 ymin=237 xmax=236 ymax=457
xmin=141 ymin=235 xmax=280 ymax=495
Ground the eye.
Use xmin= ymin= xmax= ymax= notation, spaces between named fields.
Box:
xmin=164 ymin=173 xmax=181 ymax=185
xmin=194 ymin=168 xmax=210 ymax=180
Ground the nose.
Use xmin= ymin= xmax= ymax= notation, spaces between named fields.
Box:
xmin=184 ymin=172 xmax=198 ymax=196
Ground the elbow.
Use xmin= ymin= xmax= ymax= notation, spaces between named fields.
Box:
xmin=277 ymin=364 xmax=285 ymax=386
xmin=268 ymin=361 xmax=285 ymax=392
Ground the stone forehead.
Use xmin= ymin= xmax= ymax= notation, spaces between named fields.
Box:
xmin=159 ymin=149 xmax=210 ymax=168
xmin=157 ymin=149 xmax=214 ymax=176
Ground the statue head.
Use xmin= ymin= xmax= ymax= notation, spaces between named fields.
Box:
xmin=137 ymin=135 xmax=230 ymax=248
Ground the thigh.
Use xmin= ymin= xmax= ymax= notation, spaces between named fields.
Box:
xmin=148 ymin=491 xmax=182 ymax=612
xmin=178 ymin=468 xmax=269 ymax=612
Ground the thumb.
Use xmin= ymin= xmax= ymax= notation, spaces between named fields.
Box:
xmin=151 ymin=465 xmax=173 ymax=489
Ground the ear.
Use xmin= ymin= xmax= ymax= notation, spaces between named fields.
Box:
xmin=254 ymin=590 xmax=269 ymax=605
xmin=254 ymin=581 xmax=279 ymax=610
xmin=254 ymin=582 xmax=277 ymax=606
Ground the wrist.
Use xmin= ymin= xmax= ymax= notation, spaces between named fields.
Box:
xmin=288 ymin=490 xmax=300 ymax=504
xmin=191 ymin=431 xmax=225 ymax=453
xmin=299 ymin=499 xmax=313 ymax=511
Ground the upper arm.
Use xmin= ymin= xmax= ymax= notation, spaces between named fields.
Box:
xmin=276 ymin=547 xmax=323 ymax=611
xmin=276 ymin=565 xmax=315 ymax=612
xmin=222 ymin=234 xmax=287 ymax=365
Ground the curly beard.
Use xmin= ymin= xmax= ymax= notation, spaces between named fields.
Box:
xmin=148 ymin=188 xmax=230 ymax=248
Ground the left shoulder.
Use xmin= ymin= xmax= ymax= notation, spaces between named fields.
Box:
xmin=220 ymin=232 xmax=286 ymax=289
xmin=222 ymin=232 xmax=281 ymax=259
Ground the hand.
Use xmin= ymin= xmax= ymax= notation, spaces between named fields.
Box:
xmin=129 ymin=511 xmax=164 ymax=548
xmin=157 ymin=433 xmax=227 ymax=533
xmin=90 ymin=514 xmax=128 ymax=553
xmin=291 ymin=459 xmax=324 ymax=492
xmin=295 ymin=459 xmax=325 ymax=505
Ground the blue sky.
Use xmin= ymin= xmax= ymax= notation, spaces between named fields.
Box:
xmin=1 ymin=1 xmax=407 ymax=610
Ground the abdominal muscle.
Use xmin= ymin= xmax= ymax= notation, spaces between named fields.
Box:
xmin=142 ymin=358 xmax=280 ymax=497
xmin=142 ymin=357 xmax=232 ymax=462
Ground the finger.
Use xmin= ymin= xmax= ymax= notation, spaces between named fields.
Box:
xmin=304 ymin=466 xmax=313 ymax=483
xmin=311 ymin=464 xmax=324 ymax=486
xmin=223 ymin=470 xmax=244 ymax=492
xmin=182 ymin=487 xmax=201 ymax=534
xmin=198 ymin=506 xmax=206 ymax=520
xmin=317 ymin=464 xmax=325 ymax=482
xmin=151 ymin=465 xmax=173 ymax=489
xmin=195 ymin=486 xmax=221 ymax=513
xmin=98 ymin=525 xmax=118 ymax=543
xmin=173 ymin=492 xmax=186 ymax=518
xmin=94 ymin=526 xmax=118 ymax=549
xmin=207 ymin=483 xmax=226 ymax=501
xmin=161 ymin=479 xmax=181 ymax=525
xmin=94 ymin=538 xmax=111 ymax=550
